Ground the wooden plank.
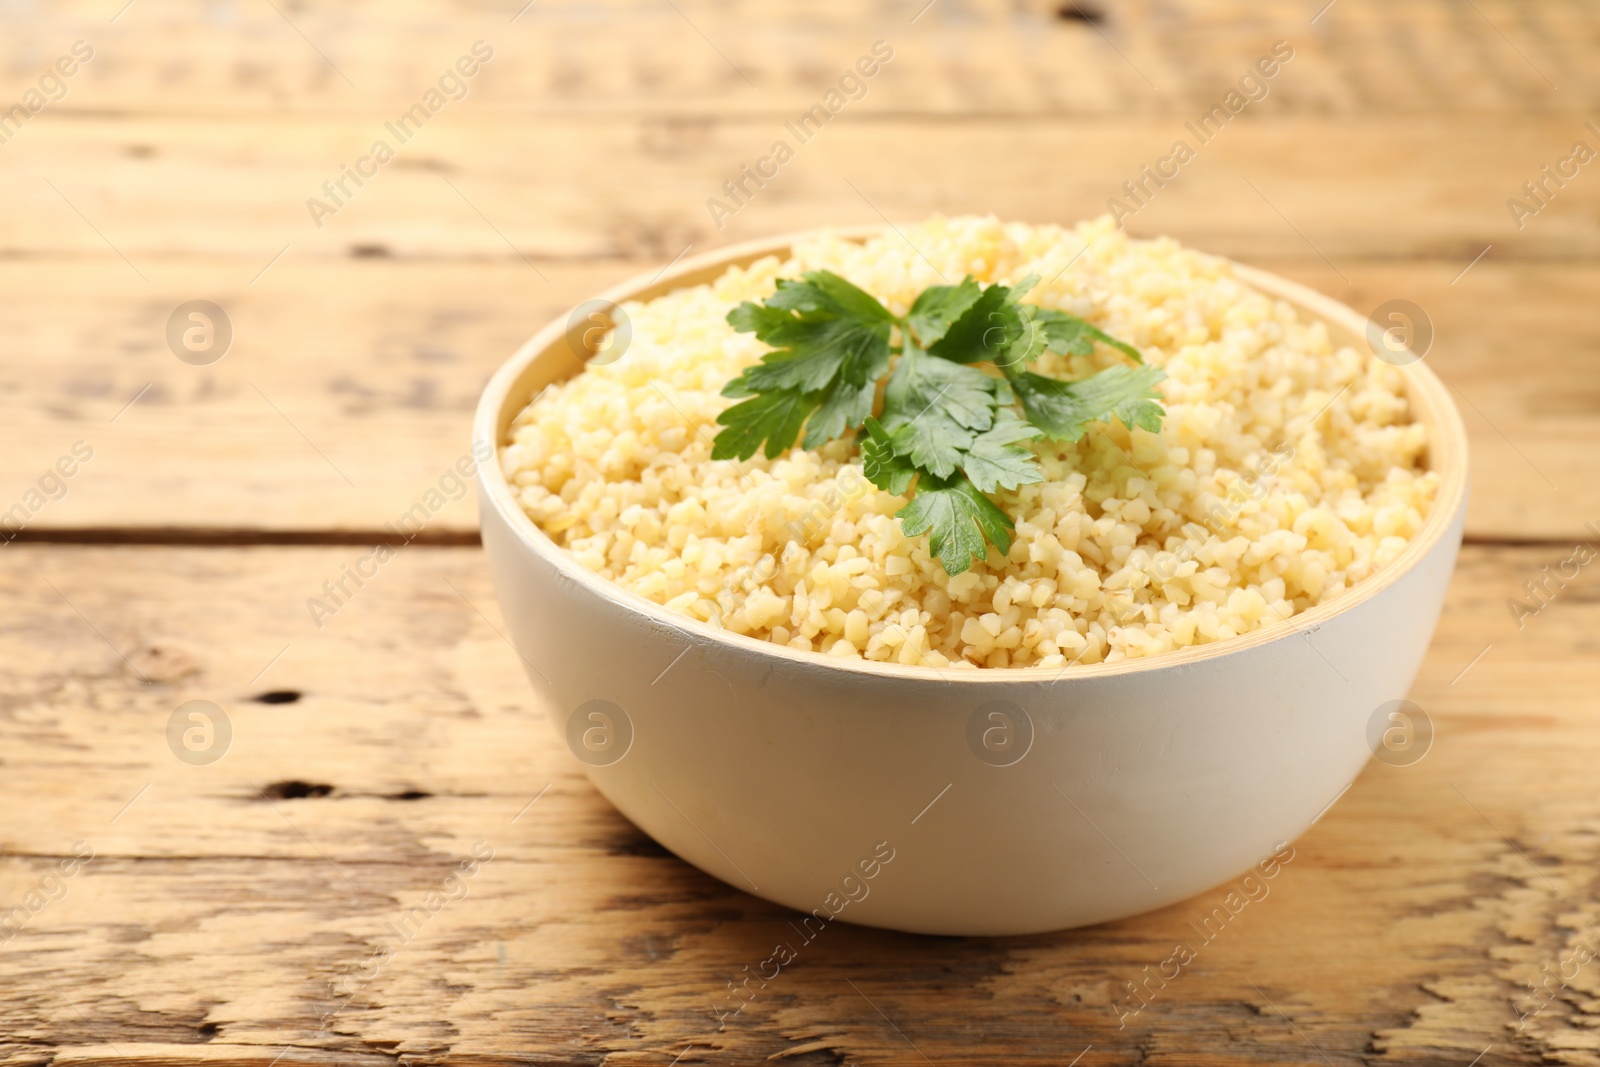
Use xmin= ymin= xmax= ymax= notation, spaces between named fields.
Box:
xmin=0 ymin=543 xmax=1593 ymax=1065
xmin=4 ymin=116 xmax=1599 ymax=261
xmin=12 ymin=0 xmax=1591 ymax=117
xmin=0 ymin=255 xmax=1592 ymax=542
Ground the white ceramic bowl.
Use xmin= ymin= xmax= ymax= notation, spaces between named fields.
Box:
xmin=474 ymin=231 xmax=1468 ymax=936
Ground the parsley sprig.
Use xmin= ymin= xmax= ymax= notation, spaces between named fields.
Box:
xmin=712 ymin=270 xmax=1165 ymax=575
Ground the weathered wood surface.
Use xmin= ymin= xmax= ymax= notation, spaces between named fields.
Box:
xmin=3 ymin=0 xmax=1595 ymax=1063
xmin=6 ymin=117 xmax=1599 ymax=261
xmin=12 ymin=0 xmax=1597 ymax=116
xmin=0 ymin=544 xmax=1594 ymax=1067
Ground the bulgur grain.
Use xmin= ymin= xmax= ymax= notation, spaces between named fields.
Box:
xmin=502 ymin=216 xmax=1437 ymax=669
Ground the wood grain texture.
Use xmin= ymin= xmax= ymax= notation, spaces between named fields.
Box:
xmin=3 ymin=0 xmax=1593 ymax=1063
xmin=0 ymin=543 xmax=1593 ymax=1065
xmin=9 ymin=0 xmax=1592 ymax=117
xmin=6 ymin=116 xmax=1600 ymax=261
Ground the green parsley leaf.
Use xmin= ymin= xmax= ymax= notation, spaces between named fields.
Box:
xmin=877 ymin=347 xmax=1004 ymax=477
xmin=961 ymin=409 xmax=1045 ymax=493
xmin=860 ymin=417 xmax=916 ymax=495
xmin=802 ymin=377 xmax=877 ymax=450
xmin=1033 ymin=307 xmax=1142 ymax=363
xmin=768 ymin=268 xmax=897 ymax=325
xmin=711 ymin=388 xmax=820 ymax=461
xmin=906 ymin=277 xmax=983 ymax=347
xmin=715 ymin=270 xmax=894 ymax=457
xmin=927 ymin=274 xmax=1048 ymax=369
xmin=882 ymin=346 xmax=999 ymax=430
xmin=884 ymin=409 xmax=971 ymax=479
xmin=897 ymin=474 xmax=1015 ymax=576
xmin=1007 ymin=364 xmax=1167 ymax=444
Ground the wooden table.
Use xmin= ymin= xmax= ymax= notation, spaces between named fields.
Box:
xmin=3 ymin=1 xmax=1595 ymax=1063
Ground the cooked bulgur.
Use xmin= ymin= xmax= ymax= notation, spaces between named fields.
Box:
xmin=501 ymin=216 xmax=1437 ymax=669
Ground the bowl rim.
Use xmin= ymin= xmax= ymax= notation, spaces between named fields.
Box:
xmin=473 ymin=225 xmax=1469 ymax=684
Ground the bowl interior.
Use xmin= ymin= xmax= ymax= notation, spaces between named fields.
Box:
xmin=474 ymin=227 xmax=1469 ymax=682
